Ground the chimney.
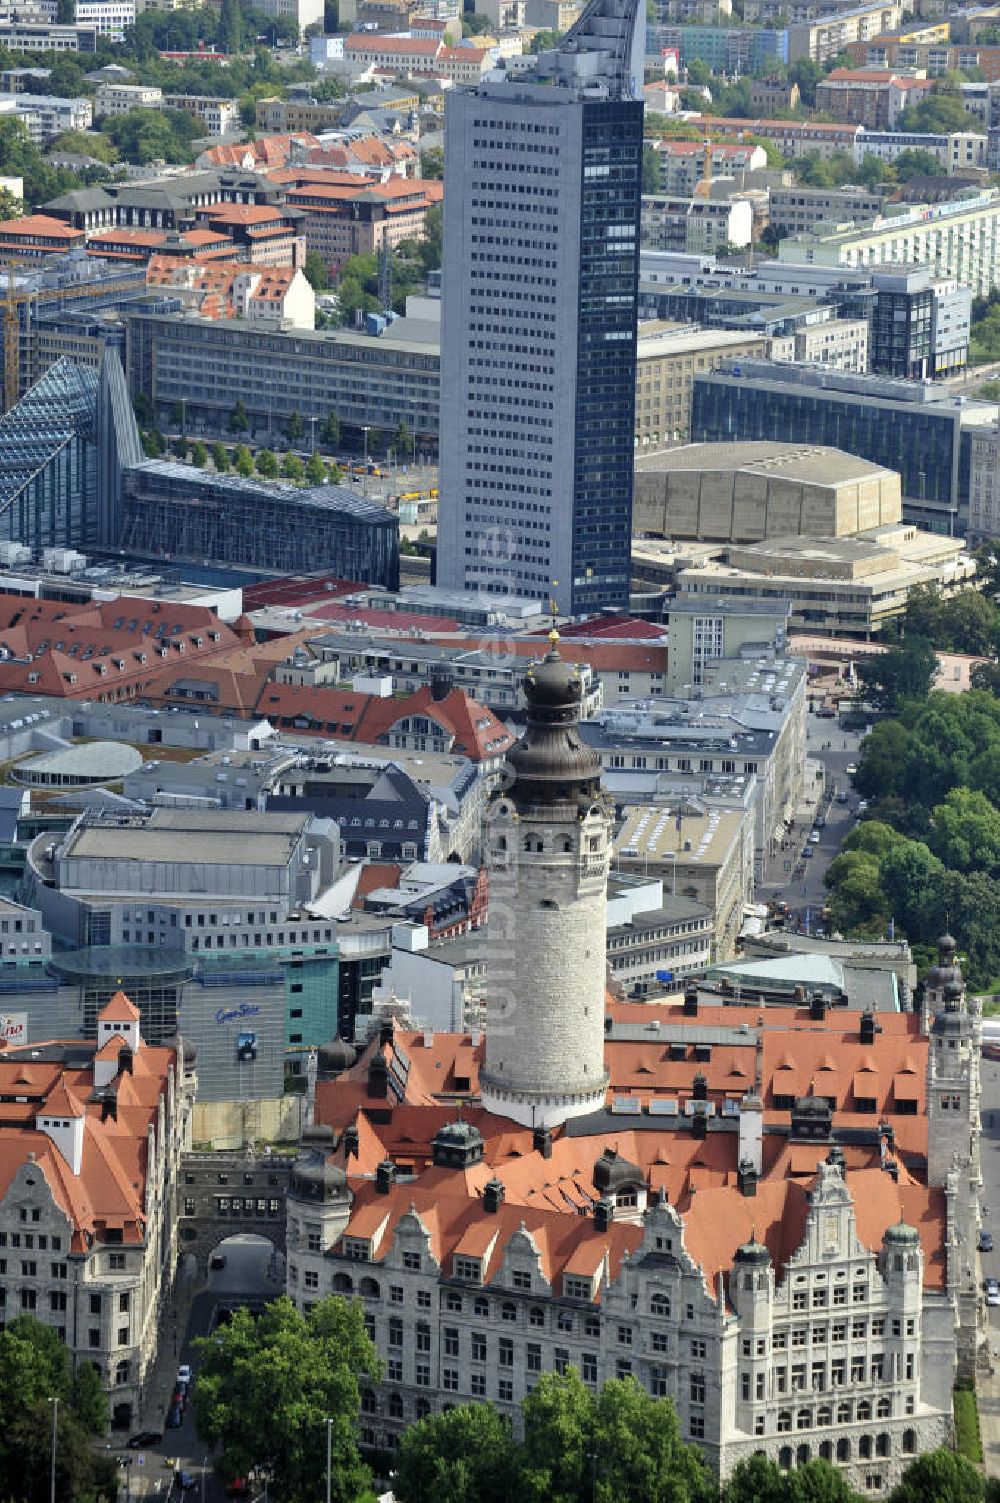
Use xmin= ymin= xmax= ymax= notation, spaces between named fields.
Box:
xmin=379 ymin=1017 xmax=394 ymax=1047
xmin=860 ymin=1012 xmax=876 ymax=1045
xmin=119 ymin=1045 xmax=134 ymax=1075
xmin=692 ymin=1072 xmax=708 ymax=1102
xmin=367 ymin=1053 xmax=388 ymax=1099
xmin=886 ymin=1158 xmax=899 ymax=1182
xmin=483 ymin=1177 xmax=505 ymax=1213
xmin=594 ymin=1196 xmax=614 ymax=1231
xmin=375 ymin=1159 xmax=396 ymax=1194
xmin=683 ymin=982 xmax=698 ymax=1016
xmin=533 ymin=1125 xmax=553 ymax=1159
xmin=737 ymin=1158 xmax=757 ymax=1198
xmin=810 ymin=991 xmax=827 ymax=1021
xmin=100 ymin=1092 xmax=117 ymax=1124
xmin=692 ymin=1110 xmax=708 ymax=1139
xmin=343 ymin=1125 xmax=360 ymax=1160
xmin=827 ymin=1145 xmax=846 ymax=1177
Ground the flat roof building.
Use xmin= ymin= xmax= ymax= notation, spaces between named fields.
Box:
xmin=634 ymin=442 xmax=902 ymax=541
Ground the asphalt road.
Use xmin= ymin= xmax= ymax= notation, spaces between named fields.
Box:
xmin=757 ymin=714 xmax=868 ymax=920
xmin=124 ymin=1237 xmax=281 ymax=1503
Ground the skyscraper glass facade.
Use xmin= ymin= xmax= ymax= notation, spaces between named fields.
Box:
xmin=437 ymin=0 xmax=644 ymax=614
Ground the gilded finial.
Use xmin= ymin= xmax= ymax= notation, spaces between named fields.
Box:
xmin=549 ymin=582 xmax=559 ymax=648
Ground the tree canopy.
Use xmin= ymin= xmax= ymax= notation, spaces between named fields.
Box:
xmin=857 ymin=636 xmax=937 ymax=714
xmin=0 ymin=1317 xmax=112 ymax=1503
xmin=192 ymin=1296 xmax=380 ymax=1503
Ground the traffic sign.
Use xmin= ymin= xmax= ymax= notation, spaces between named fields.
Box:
xmin=138 ymin=1456 xmax=145 ymax=1468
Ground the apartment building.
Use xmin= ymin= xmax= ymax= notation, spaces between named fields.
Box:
xmin=968 ymin=422 xmax=1000 ymax=544
xmin=650 ymin=139 xmax=767 ymax=195
xmin=777 ymin=188 xmax=1000 ymax=296
xmin=162 ymin=94 xmax=240 ymax=136
xmin=0 ymin=91 xmax=91 ymax=141
xmin=285 ymin=177 xmax=442 ymax=272
xmin=787 ymin=0 xmax=903 ymax=62
xmin=688 ymin=114 xmax=862 ymax=160
xmin=768 ymin=184 xmax=885 ymax=235
xmin=0 ymin=994 xmax=194 ymax=1431
xmin=94 ymin=81 xmax=163 ymax=115
xmin=641 ymin=195 xmax=752 ymax=255
xmin=853 ymin=128 xmax=988 ymax=171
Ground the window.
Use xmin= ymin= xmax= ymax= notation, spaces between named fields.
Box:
xmin=690 ymin=1375 xmax=705 ymax=1405
xmin=582 ymin=1353 xmax=598 ymax=1385
xmin=443 ymin=1369 xmax=459 ymax=1393
xmin=512 ymin=1270 xmax=531 ymax=1291
xmin=499 ymin=1339 xmax=514 ymax=1368
xmin=498 ymin=1378 xmax=514 ymax=1403
xmin=389 ymin=1285 xmax=404 ymax=1304
xmin=501 ymin=1302 xmax=517 ymax=1323
xmin=471 ymin=1374 xmax=486 ymax=1397
xmin=527 ymin=1344 xmax=542 ymax=1373
xmin=472 ymin=1333 xmax=487 ymax=1363
xmin=618 ymin=1325 xmax=633 ymax=1346
xmin=403 ymin=1251 xmax=421 ymax=1272
xmin=415 ymin=1323 xmax=431 ymax=1353
xmin=415 ymin=1363 xmax=430 ymax=1388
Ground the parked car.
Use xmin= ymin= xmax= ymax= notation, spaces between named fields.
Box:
xmin=177 ymin=1364 xmax=192 ymax=1386
xmin=127 ymin=1432 xmax=162 ymax=1450
xmin=175 ymin=1471 xmax=196 ymax=1491
xmin=980 ymin=1231 xmax=994 ymax=1253
xmin=226 ymin=1481 xmax=249 ymax=1497
xmin=809 ymin=831 xmax=821 ymax=844
xmin=802 ymin=848 xmax=814 ymax=859
xmin=166 ymin=1404 xmax=183 ymax=1430
xmin=836 ymin=790 xmax=849 ymax=804
xmin=846 ymin=762 xmax=858 ymax=775
xmin=816 ymin=706 xmax=836 ymax=719
xmin=988 ymin=1284 xmax=1000 ymax=1309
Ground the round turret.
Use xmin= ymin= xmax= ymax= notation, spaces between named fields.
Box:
xmin=502 ymin=641 xmax=604 ymax=808
xmin=301 ymin=1122 xmax=336 ymax=1150
xmin=734 ymin=1236 xmax=771 ymax=1267
xmin=317 ymin=1038 xmax=357 ymax=1080
xmin=926 ymin=932 xmax=963 ymax=995
xmin=432 ymin=1118 xmax=484 ymax=1168
xmin=883 ymin=1219 xmax=920 ymax=1248
xmin=181 ymin=1037 xmax=197 ymax=1068
xmin=290 ymin=1152 xmax=348 ymax=1204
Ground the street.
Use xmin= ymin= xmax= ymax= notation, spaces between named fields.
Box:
xmin=974 ymin=1060 xmax=1000 ymax=1474
xmin=122 ymin=1237 xmax=282 ymax=1503
xmin=757 ymin=713 xmax=868 ymax=920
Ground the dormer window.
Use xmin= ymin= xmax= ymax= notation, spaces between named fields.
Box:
xmin=344 ymin=1238 xmax=369 ymax=1261
xmin=453 ymin=1255 xmax=481 ymax=1282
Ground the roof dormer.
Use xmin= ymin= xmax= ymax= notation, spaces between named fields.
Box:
xmin=98 ymin=991 xmax=141 ymax=1056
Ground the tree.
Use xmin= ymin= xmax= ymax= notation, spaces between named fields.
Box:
xmin=218 ymin=0 xmax=243 ymax=52
xmin=853 ymin=152 xmax=894 ymax=188
xmin=133 ymin=391 xmax=154 ymax=426
xmin=888 ymin=1447 xmax=985 ymax=1503
xmin=857 ymin=636 xmax=937 ymax=714
xmin=303 ymin=250 xmax=329 ymax=292
xmin=171 ymin=434 xmax=189 ymax=460
xmin=394 ymin=420 xmax=414 ymax=458
xmin=320 ymin=410 xmax=341 ymax=448
xmin=170 ymin=399 xmax=184 ymax=428
xmin=897 ymin=91 xmax=980 ymax=134
xmin=685 ymin=58 xmax=712 ymax=87
xmin=723 ymin=1454 xmax=864 ymax=1503
xmin=255 ymin=447 xmax=278 ymax=478
xmin=929 ymin=786 xmax=1000 ymax=876
xmin=284 ymin=409 xmax=305 ymax=443
xmin=305 ymin=450 xmax=325 ymax=485
xmin=528 ymin=27 xmax=563 ymax=51
xmin=519 ymin=1371 xmax=713 ymax=1503
xmin=228 ymin=400 xmax=249 ymax=434
xmin=70 ymin=1360 xmax=109 ymax=1436
xmin=393 ymin=1403 xmax=516 ymax=1503
xmin=233 ymin=444 xmax=254 ymax=477
xmin=142 ymin=429 xmax=163 ymax=458
xmin=190 ymin=440 xmax=208 ymax=468
xmin=893 ymin=147 xmax=945 ymax=180
xmin=193 ymin=1296 xmax=380 ymax=1503
xmin=420 ymin=145 xmax=444 ymax=179
xmin=211 ymin=442 xmax=230 ymax=473
xmin=463 ymin=11 xmax=492 ymax=32
xmin=281 ymin=451 xmax=304 ymax=481
xmin=642 ymin=143 xmax=661 ymax=194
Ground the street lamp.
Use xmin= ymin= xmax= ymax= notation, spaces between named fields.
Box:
xmin=49 ymin=1395 xmax=59 ymax=1503
xmin=325 ymin=1417 xmax=333 ymax=1503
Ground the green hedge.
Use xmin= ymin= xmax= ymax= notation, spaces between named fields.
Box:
xmin=954 ymin=1384 xmax=983 ymax=1462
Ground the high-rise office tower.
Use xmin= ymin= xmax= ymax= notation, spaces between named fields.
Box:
xmin=436 ymin=0 xmax=644 ymax=615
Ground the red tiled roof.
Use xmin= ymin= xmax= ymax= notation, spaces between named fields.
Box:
xmin=0 ymin=214 xmax=84 ymax=241
xmin=256 ymin=681 xmax=514 ymax=761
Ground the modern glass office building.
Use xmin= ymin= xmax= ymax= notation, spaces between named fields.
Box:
xmin=0 ymin=354 xmax=399 ymax=587
xmin=436 ymin=0 xmax=645 ymax=614
xmin=692 ymin=361 xmax=994 ymax=534
xmin=120 ymin=462 xmax=400 ymax=588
